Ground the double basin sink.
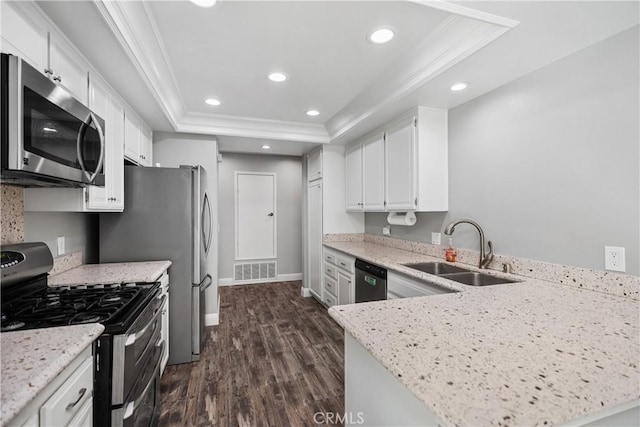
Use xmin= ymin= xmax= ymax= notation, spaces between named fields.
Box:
xmin=402 ymin=262 xmax=518 ymax=286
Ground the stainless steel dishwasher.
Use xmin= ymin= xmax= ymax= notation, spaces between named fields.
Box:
xmin=355 ymin=258 xmax=387 ymax=303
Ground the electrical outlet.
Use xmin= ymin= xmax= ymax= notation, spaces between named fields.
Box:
xmin=382 ymin=226 xmax=391 ymax=236
xmin=604 ymin=246 xmax=625 ymax=272
xmin=57 ymin=236 xmax=65 ymax=256
xmin=431 ymin=232 xmax=441 ymax=245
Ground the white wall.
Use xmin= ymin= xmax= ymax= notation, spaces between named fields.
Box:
xmin=367 ymin=26 xmax=640 ymax=276
xmin=218 ymin=153 xmax=303 ymax=280
xmin=153 ymin=132 xmax=220 ymax=317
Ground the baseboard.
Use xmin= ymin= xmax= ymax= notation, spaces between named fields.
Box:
xmin=301 ymin=287 xmax=312 ymax=298
xmin=205 ymin=313 xmax=219 ymax=326
xmin=219 ymin=273 xmax=303 ymax=287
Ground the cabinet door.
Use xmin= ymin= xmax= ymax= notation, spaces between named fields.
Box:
xmin=49 ymin=34 xmax=89 ymax=104
xmin=139 ymin=126 xmax=153 ymax=167
xmin=385 ymin=116 xmax=416 ymax=211
xmin=109 ymin=98 xmax=125 ymax=210
xmin=362 ymin=133 xmax=385 ymax=211
xmin=307 ymin=182 xmax=323 ymax=298
xmin=124 ymin=110 xmax=141 ymax=163
xmin=307 ymin=149 xmax=322 ymax=182
xmin=345 ymin=144 xmax=363 ymax=211
xmin=1 ymin=2 xmax=48 ymax=74
xmin=337 ymin=271 xmax=353 ymax=305
xmin=86 ymin=76 xmax=110 ymax=210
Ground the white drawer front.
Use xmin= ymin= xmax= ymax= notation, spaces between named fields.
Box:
xmin=324 ymin=275 xmax=337 ymax=298
xmin=40 ymin=356 xmax=93 ymax=427
xmin=336 ymin=255 xmax=354 ymax=273
xmin=324 ymin=252 xmax=336 ymax=265
xmin=67 ymin=398 xmax=92 ymax=427
xmin=324 ymin=292 xmax=337 ymax=307
xmin=324 ymin=263 xmax=337 ymax=279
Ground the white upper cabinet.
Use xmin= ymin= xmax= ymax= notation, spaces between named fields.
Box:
xmin=385 ymin=116 xmax=416 ymax=211
xmin=1 ymin=2 xmax=48 ymax=73
xmin=1 ymin=3 xmax=89 ymax=104
xmin=345 ymin=143 xmax=363 ymax=211
xmin=48 ymin=33 xmax=90 ymax=104
xmin=307 ymin=149 xmax=322 ymax=182
xmin=124 ymin=110 xmax=152 ymax=166
xmin=88 ymin=73 xmax=125 ymax=211
xmin=345 ymin=107 xmax=448 ymax=213
xmin=362 ymin=133 xmax=385 ymax=211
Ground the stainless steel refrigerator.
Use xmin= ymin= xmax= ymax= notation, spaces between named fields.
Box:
xmin=99 ymin=165 xmax=213 ymax=365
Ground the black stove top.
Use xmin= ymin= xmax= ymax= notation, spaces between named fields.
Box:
xmin=1 ymin=274 xmax=160 ymax=334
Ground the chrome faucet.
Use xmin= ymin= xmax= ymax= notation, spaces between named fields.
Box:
xmin=444 ymin=219 xmax=494 ymax=269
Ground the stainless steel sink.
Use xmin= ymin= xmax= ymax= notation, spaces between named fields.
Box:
xmin=439 ymin=272 xmax=518 ymax=286
xmin=402 ymin=262 xmax=471 ymax=275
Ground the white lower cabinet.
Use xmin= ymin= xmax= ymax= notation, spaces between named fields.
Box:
xmin=387 ymin=271 xmax=453 ymax=299
xmin=9 ymin=346 xmax=94 ymax=427
xmin=323 ymin=247 xmax=355 ymax=307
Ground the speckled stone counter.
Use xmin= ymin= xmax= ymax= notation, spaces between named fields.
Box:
xmin=326 ymin=241 xmax=640 ymax=426
xmin=48 ymin=260 xmax=172 ymax=287
xmin=1 ymin=324 xmax=105 ymax=425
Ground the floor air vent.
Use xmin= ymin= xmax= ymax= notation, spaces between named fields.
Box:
xmin=234 ymin=261 xmax=277 ymax=283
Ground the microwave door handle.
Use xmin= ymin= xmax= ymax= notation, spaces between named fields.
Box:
xmin=76 ymin=121 xmax=90 ymax=181
xmin=87 ymin=112 xmax=105 ymax=183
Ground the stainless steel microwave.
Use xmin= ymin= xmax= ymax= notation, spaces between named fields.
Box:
xmin=1 ymin=53 xmax=105 ymax=187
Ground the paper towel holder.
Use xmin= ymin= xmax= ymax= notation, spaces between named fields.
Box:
xmin=387 ymin=211 xmax=417 ymax=226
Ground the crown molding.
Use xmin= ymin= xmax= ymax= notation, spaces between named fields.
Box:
xmin=178 ymin=112 xmax=330 ymax=144
xmin=325 ymin=10 xmax=518 ymax=144
xmin=408 ymin=0 xmax=520 ymax=28
xmin=92 ymin=0 xmax=187 ymax=127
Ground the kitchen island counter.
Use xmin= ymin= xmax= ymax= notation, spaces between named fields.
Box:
xmin=327 ymin=243 xmax=640 ymax=426
xmin=48 ymin=260 xmax=172 ymax=287
xmin=1 ymin=324 xmax=104 ymax=426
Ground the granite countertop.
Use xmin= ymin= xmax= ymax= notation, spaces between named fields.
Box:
xmin=325 ymin=241 xmax=640 ymax=426
xmin=1 ymin=324 xmax=105 ymax=425
xmin=48 ymin=260 xmax=172 ymax=287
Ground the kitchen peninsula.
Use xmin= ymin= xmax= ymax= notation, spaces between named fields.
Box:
xmin=327 ymin=238 xmax=639 ymax=426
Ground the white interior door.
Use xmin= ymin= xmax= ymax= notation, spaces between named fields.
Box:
xmin=235 ymin=172 xmax=276 ymax=260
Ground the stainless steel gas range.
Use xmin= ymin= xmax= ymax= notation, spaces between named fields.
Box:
xmin=1 ymin=242 xmax=164 ymax=427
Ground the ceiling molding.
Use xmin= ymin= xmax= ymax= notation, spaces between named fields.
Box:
xmin=92 ymin=0 xmax=186 ymax=127
xmin=325 ymin=12 xmax=518 ymax=144
xmin=178 ymin=112 xmax=330 ymax=144
xmin=408 ymin=0 xmax=520 ymax=28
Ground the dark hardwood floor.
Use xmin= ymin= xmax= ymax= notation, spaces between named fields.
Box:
xmin=159 ymin=281 xmax=345 ymax=426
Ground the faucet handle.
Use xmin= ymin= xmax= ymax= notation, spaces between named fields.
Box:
xmin=482 ymin=241 xmax=494 ymax=268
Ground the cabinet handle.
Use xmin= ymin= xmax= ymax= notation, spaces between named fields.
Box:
xmin=66 ymin=387 xmax=87 ymax=410
xmin=44 ymin=68 xmax=53 ymax=75
xmin=53 ymin=75 xmax=62 ymax=83
xmin=340 ymin=262 xmax=346 ymax=266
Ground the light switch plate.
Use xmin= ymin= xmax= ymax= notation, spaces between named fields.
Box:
xmin=57 ymin=236 xmax=65 ymax=256
xmin=604 ymin=246 xmax=625 ymax=272
xmin=431 ymin=232 xmax=441 ymax=245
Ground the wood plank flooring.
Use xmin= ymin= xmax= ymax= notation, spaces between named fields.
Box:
xmin=159 ymin=281 xmax=345 ymax=426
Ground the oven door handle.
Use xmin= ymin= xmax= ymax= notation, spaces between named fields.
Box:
xmin=122 ymin=342 xmax=163 ymax=420
xmin=125 ymin=295 xmax=166 ymax=347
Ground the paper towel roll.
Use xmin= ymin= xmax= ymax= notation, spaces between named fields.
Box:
xmin=387 ymin=211 xmax=417 ymax=226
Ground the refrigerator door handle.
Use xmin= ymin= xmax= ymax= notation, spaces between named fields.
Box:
xmin=202 ymin=192 xmax=213 ymax=255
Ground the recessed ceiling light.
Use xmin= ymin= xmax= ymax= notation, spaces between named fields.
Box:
xmin=306 ymin=110 xmax=320 ymax=117
xmin=205 ymin=98 xmax=221 ymax=106
xmin=450 ymin=82 xmax=469 ymax=92
xmin=368 ymin=27 xmax=395 ymax=44
xmin=262 ymin=145 xmax=271 ymax=150
xmin=190 ymin=0 xmax=216 ymax=7
xmin=268 ymin=72 xmax=288 ymax=82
